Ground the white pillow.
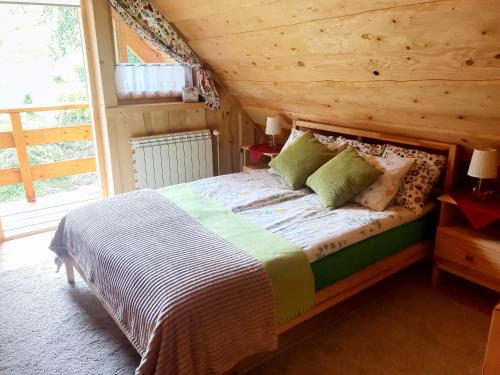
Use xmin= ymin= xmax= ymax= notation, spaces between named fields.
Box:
xmin=282 ymin=129 xmax=304 ymax=150
xmin=354 ymin=154 xmax=415 ymax=211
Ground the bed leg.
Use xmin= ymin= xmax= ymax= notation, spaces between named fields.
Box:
xmin=65 ymin=259 xmax=75 ymax=285
xmin=431 ymin=265 xmax=441 ymax=287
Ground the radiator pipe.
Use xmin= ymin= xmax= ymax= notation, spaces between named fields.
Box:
xmin=213 ymin=130 xmax=220 ymax=175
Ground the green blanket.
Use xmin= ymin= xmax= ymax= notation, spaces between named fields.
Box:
xmin=158 ymin=185 xmax=315 ymax=324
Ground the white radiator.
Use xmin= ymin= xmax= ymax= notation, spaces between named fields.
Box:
xmin=131 ymin=129 xmax=214 ymax=189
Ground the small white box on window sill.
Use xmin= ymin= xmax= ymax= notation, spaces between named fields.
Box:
xmin=182 ymin=86 xmax=199 ymax=103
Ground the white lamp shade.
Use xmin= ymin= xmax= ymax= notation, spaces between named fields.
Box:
xmin=467 ymin=148 xmax=498 ymax=179
xmin=265 ymin=117 xmax=281 ymax=136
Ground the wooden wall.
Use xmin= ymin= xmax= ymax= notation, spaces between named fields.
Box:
xmin=106 ymin=103 xmax=206 ymax=193
xmin=82 ymin=0 xmax=254 ymax=195
xmin=105 ymin=97 xmax=253 ymax=194
xmin=156 ymin=0 xmax=500 ymax=158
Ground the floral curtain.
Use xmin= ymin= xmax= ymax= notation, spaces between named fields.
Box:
xmin=107 ymin=0 xmax=220 ymax=110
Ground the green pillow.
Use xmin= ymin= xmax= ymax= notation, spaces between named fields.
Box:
xmin=269 ymin=131 xmax=336 ymax=189
xmin=306 ymin=147 xmax=383 ymax=210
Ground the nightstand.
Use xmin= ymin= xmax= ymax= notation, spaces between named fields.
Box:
xmin=432 ymin=194 xmax=500 ymax=292
xmin=241 ymin=144 xmax=281 ymax=172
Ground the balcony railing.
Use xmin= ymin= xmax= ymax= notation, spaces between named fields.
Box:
xmin=0 ymin=103 xmax=96 ymax=202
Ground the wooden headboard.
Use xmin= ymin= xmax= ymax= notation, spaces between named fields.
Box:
xmin=293 ymin=119 xmax=458 ymax=193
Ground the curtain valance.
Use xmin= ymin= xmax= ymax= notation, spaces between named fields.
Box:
xmin=107 ymin=0 xmax=220 ymax=110
xmin=115 ymin=63 xmax=191 ymax=99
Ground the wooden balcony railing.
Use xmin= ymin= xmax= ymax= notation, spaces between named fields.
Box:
xmin=0 ymin=103 xmax=96 ymax=202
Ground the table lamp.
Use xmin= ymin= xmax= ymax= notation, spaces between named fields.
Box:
xmin=265 ymin=116 xmax=281 ymax=148
xmin=467 ymin=148 xmax=498 ymax=198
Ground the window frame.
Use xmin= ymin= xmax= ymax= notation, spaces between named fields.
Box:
xmin=110 ymin=10 xmax=195 ymax=106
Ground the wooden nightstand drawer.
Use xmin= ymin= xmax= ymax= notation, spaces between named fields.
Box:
xmin=435 ymin=226 xmax=500 ymax=290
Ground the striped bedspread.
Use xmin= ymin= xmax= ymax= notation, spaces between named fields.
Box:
xmin=50 ymin=190 xmax=278 ymax=375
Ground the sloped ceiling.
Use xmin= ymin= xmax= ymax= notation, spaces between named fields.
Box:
xmin=155 ymin=0 xmax=500 ymax=151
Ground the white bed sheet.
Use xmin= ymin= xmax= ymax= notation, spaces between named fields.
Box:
xmin=189 ymin=169 xmax=309 ymax=212
xmin=189 ymin=169 xmax=434 ymax=263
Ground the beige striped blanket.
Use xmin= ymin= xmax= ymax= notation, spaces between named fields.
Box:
xmin=50 ymin=190 xmax=277 ymax=375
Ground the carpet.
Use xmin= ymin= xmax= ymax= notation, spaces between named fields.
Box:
xmin=245 ymin=265 xmax=494 ymax=375
xmin=0 ymin=252 xmax=494 ymax=375
xmin=0 ymin=262 xmax=139 ymax=375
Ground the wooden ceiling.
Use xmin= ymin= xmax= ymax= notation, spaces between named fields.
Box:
xmin=155 ymin=0 xmax=500 ymax=152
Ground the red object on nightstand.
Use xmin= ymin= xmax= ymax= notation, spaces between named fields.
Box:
xmin=249 ymin=144 xmax=282 ymax=163
xmin=449 ymin=189 xmax=500 ymax=229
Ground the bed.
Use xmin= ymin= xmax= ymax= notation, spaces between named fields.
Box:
xmin=50 ymin=120 xmax=457 ymax=375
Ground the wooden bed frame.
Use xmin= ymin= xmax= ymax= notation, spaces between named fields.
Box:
xmin=63 ymin=119 xmax=458 ymax=348
xmin=276 ymin=119 xmax=458 ymax=333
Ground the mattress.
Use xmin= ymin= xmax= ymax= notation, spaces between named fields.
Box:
xmin=311 ymin=211 xmax=437 ymax=290
xmin=190 ymin=169 xmax=435 ymax=263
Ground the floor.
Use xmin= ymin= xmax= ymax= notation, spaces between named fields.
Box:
xmin=0 ymin=185 xmax=100 ymax=240
xmin=0 ymin=233 xmax=498 ymax=375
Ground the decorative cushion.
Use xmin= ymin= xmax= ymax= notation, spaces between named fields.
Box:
xmin=336 ymin=136 xmax=386 ymax=156
xmin=354 ymin=154 xmax=415 ymax=211
xmin=269 ymin=131 xmax=336 ymax=189
xmin=382 ymin=144 xmax=447 ymax=214
xmin=306 ymin=147 xmax=383 ymax=210
xmin=282 ymin=129 xmax=342 ymax=150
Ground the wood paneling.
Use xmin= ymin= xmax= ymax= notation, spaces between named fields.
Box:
xmin=106 ymin=104 xmax=205 ymax=193
xmin=186 ymin=0 xmax=500 ymax=81
xmin=105 ymin=98 xmax=252 ymax=193
xmin=159 ymin=0 xmax=445 ymax=39
xmin=81 ymin=0 xmax=256 ymax=196
xmin=156 ymin=0 xmax=500 ymax=155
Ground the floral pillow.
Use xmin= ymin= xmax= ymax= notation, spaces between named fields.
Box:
xmin=314 ymin=133 xmax=338 ymax=145
xmin=383 ymin=144 xmax=447 ymax=214
xmin=336 ymin=136 xmax=386 ymax=156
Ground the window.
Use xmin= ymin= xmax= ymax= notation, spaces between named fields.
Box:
xmin=111 ymin=10 xmax=193 ymax=104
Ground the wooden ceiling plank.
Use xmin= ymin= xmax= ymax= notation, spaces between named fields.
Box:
xmin=242 ymin=105 xmax=500 ymax=152
xmin=186 ymin=0 xmax=500 ymax=82
xmin=237 ymin=95 xmax=500 ymax=137
xmin=188 ymin=0 xmax=499 ymax=52
xmin=226 ymin=80 xmax=500 ymax=119
xmin=204 ymin=51 xmax=500 ymax=83
xmin=169 ymin=0 xmax=435 ymax=40
xmin=155 ymin=0 xmax=274 ymax=23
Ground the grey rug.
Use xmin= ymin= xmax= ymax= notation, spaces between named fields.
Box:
xmin=0 ymin=262 xmax=139 ymax=375
xmin=0 ymin=257 xmax=494 ymax=375
xmin=247 ymin=266 xmax=494 ymax=375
